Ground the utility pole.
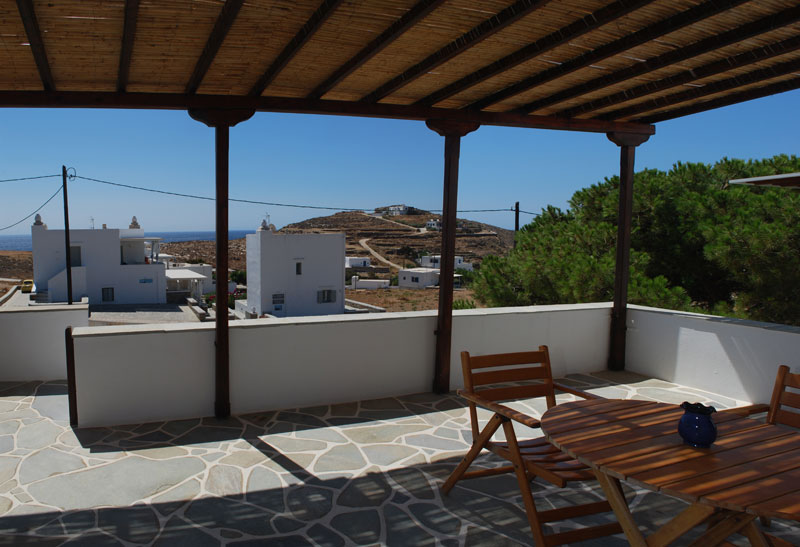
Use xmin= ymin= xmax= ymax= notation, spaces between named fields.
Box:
xmin=514 ymin=201 xmax=520 ymax=249
xmin=62 ymin=165 xmax=73 ymax=305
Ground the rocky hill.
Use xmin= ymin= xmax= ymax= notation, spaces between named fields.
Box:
xmin=281 ymin=210 xmax=513 ymax=266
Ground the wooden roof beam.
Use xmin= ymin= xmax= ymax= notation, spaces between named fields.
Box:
xmin=249 ymin=0 xmax=344 ymax=97
xmin=468 ymin=0 xmax=749 ymax=112
xmin=637 ymin=76 xmax=800 ymax=124
xmin=0 ymin=91 xmax=655 ymax=135
xmin=117 ymin=0 xmax=140 ymax=92
xmin=185 ymin=0 xmax=245 ymax=94
xmin=15 ymin=0 xmax=54 ymax=92
xmin=308 ymin=0 xmax=446 ymax=99
xmin=566 ymin=35 xmax=800 ymax=120
xmin=554 ymin=5 xmax=800 ymax=118
xmin=361 ymin=0 xmax=553 ymax=104
xmin=415 ymin=0 xmax=654 ymax=107
xmin=600 ymin=56 xmax=800 ymax=121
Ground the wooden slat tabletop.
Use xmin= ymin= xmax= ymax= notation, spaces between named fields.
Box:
xmin=541 ymin=399 xmax=800 ymax=522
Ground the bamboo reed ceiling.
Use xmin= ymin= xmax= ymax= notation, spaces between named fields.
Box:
xmin=1 ymin=0 xmax=798 ymax=131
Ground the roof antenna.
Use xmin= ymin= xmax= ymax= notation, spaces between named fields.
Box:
xmin=90 ymin=216 xmax=95 ymax=229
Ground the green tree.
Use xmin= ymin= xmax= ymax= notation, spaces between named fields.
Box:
xmin=230 ymin=269 xmax=247 ymax=285
xmin=473 ymin=154 xmax=800 ymax=325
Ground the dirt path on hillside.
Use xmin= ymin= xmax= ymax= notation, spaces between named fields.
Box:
xmin=359 ymin=238 xmax=403 ymax=270
xmin=362 ymin=212 xmax=422 ymax=232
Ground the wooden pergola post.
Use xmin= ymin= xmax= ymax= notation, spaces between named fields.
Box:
xmin=426 ymin=119 xmax=479 ymax=393
xmin=188 ymin=108 xmax=254 ymax=418
xmin=607 ymin=131 xmax=650 ymax=371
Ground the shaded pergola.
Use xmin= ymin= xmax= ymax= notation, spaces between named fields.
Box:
xmin=3 ymin=0 xmax=798 ymax=419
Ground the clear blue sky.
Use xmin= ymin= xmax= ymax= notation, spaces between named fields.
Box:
xmin=0 ymin=89 xmax=798 ymax=235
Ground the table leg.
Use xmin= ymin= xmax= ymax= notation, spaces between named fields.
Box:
xmin=688 ymin=511 xmax=758 ymax=547
xmin=593 ymin=470 xmax=647 ymax=547
xmin=646 ymin=503 xmax=715 ymax=547
xmin=740 ymin=519 xmax=770 ymax=547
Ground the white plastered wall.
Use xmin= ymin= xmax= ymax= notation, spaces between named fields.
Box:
xmin=626 ymin=305 xmax=800 ymax=404
xmin=69 ymin=304 xmax=612 ymax=426
xmin=0 ymin=303 xmax=89 ymax=380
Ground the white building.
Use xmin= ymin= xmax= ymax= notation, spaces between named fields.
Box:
xmin=386 ymin=205 xmax=408 ymax=216
xmin=244 ymin=222 xmax=345 ymax=317
xmin=165 ymin=263 xmax=212 ymax=301
xmin=345 ymin=256 xmax=371 ymax=268
xmin=418 ymin=254 xmax=474 ymax=272
xmin=32 ymin=215 xmax=166 ymax=304
xmin=398 ymin=267 xmax=439 ymax=289
xmin=349 ymin=276 xmax=390 ymax=290
xmin=425 ymin=219 xmax=441 ymax=231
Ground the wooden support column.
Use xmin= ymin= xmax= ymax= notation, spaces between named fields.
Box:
xmin=426 ymin=119 xmax=479 ymax=393
xmin=188 ymin=108 xmax=254 ymax=418
xmin=607 ymin=131 xmax=650 ymax=371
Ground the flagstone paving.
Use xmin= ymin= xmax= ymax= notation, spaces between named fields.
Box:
xmin=0 ymin=373 xmax=798 ymax=545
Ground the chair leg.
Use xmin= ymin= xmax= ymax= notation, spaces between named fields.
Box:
xmin=442 ymin=413 xmax=504 ymax=495
xmin=502 ymin=418 xmax=548 ymax=547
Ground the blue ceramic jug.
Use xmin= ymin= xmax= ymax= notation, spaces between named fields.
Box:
xmin=678 ymin=402 xmax=717 ymax=448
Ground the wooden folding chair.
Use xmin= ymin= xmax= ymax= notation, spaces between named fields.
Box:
xmin=767 ymin=365 xmax=800 ymax=427
xmin=442 ymin=346 xmax=622 ymax=546
xmin=721 ymin=364 xmax=800 ymax=536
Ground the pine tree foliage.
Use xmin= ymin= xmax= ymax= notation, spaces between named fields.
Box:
xmin=473 ymin=155 xmax=800 ymax=325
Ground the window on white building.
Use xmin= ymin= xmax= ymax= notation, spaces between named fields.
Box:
xmin=411 ymin=276 xmax=419 ymax=283
xmin=296 ymin=262 xmax=302 ymax=275
xmin=317 ymin=289 xmax=336 ymax=303
xmin=102 ymin=287 xmax=114 ymax=302
xmin=272 ymin=293 xmax=285 ymax=305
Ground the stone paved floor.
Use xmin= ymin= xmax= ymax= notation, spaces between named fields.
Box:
xmin=1 ymin=372 xmax=799 ymax=546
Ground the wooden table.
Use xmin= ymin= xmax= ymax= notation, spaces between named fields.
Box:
xmin=540 ymin=399 xmax=800 ymax=546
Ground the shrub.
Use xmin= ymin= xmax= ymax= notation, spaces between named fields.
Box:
xmin=453 ymin=299 xmax=477 ymax=309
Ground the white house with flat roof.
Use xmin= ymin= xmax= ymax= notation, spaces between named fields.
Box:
xmin=398 ymin=267 xmax=439 ymax=289
xmin=31 ymin=215 xmax=166 ymax=304
xmin=419 ymin=254 xmax=473 ymax=271
xmin=244 ymin=222 xmax=345 ymax=317
xmin=345 ymin=256 xmax=371 ymax=268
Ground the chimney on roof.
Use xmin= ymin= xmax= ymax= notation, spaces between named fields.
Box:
xmin=102 ymin=224 xmax=107 ymax=229
xmin=33 ymin=214 xmax=43 ymax=226
xmin=258 ymin=219 xmax=268 ymax=231
xmin=129 ymin=216 xmax=140 ymax=229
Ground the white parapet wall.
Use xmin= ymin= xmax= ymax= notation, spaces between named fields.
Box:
xmin=0 ymin=301 xmax=89 ymax=380
xmin=626 ymin=304 xmax=800 ymax=405
xmin=70 ymin=303 xmax=613 ymax=426
xmin=72 ymin=323 xmax=215 ymax=426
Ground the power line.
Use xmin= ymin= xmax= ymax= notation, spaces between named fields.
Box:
xmin=2 ymin=171 xmax=536 ymax=217
xmin=519 ymin=209 xmax=540 ymax=216
xmin=0 ymin=174 xmax=60 ymax=183
xmin=432 ymin=208 xmax=513 ymax=213
xmin=76 ymin=175 xmax=523 ymax=214
xmin=76 ymin=175 xmax=366 ymax=212
xmin=0 ymin=184 xmax=63 ymax=231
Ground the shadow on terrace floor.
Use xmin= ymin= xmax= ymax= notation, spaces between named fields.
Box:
xmin=2 ymin=376 xmax=799 ymax=545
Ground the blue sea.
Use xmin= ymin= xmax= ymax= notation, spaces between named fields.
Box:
xmin=0 ymin=230 xmax=251 ymax=251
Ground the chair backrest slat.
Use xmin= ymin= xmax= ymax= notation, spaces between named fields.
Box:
xmin=477 ymin=383 xmax=553 ymax=403
xmin=467 ymin=350 xmax=548 ymax=369
xmin=785 ymin=373 xmax=800 ymax=390
xmin=472 ymin=366 xmax=551 ymax=387
xmin=461 ymin=346 xmax=556 ymax=409
xmin=775 ymin=409 xmax=800 ymax=429
xmin=779 ymin=390 xmax=800 ymax=412
xmin=767 ymin=365 xmax=800 ymax=427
